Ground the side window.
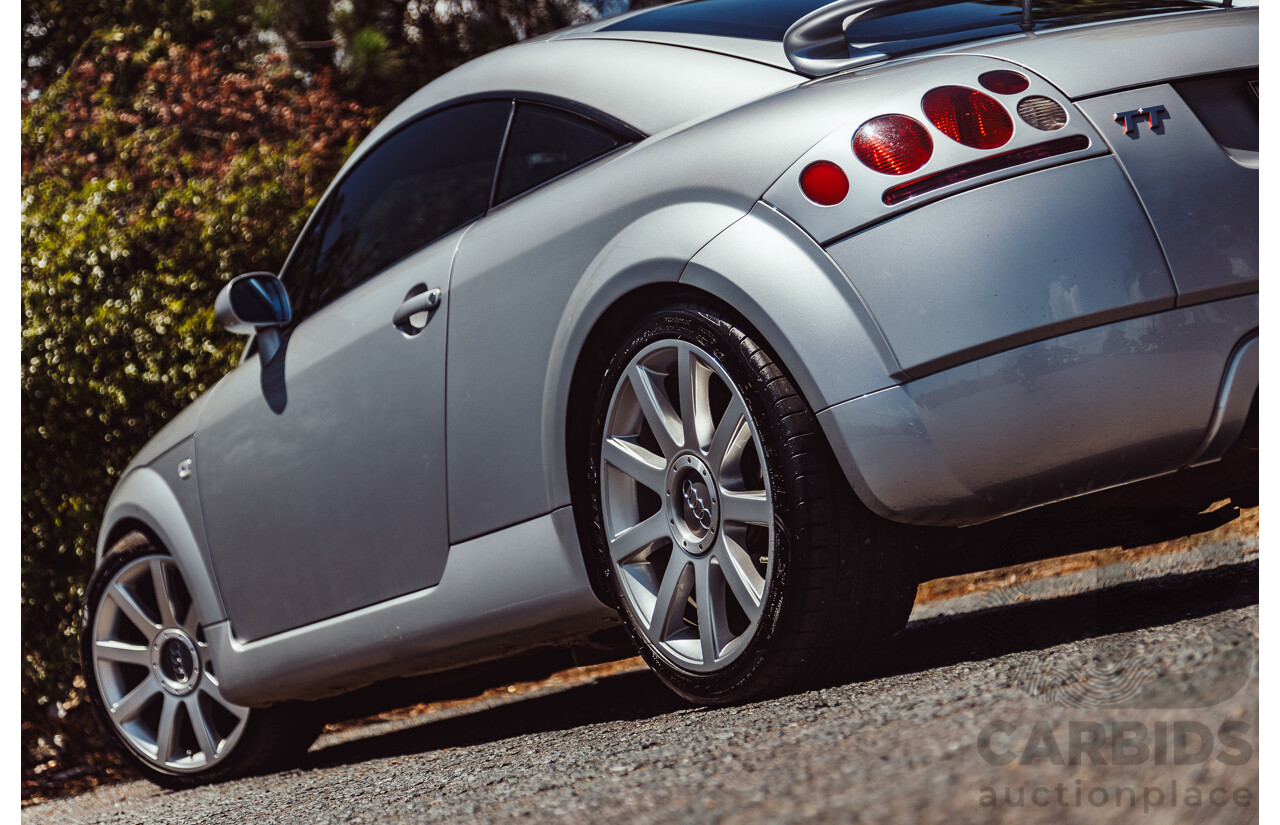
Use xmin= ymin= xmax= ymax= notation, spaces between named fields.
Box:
xmin=305 ymin=100 xmax=512 ymax=315
xmin=494 ymin=103 xmax=624 ymax=205
xmin=277 ymin=205 xmax=326 ymax=298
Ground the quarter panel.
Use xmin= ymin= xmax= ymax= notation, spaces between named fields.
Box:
xmin=1076 ymin=86 xmax=1258 ymax=306
xmin=819 ymin=295 xmax=1258 ymax=525
xmin=824 ymin=157 xmax=1177 ymax=377
xmin=680 ymin=202 xmax=902 ymax=409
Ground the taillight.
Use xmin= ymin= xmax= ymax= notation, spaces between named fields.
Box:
xmin=978 ymin=70 xmax=1029 ymax=95
xmin=799 ymin=161 xmax=849 ymax=205
xmin=922 ymin=86 xmax=1014 ymax=150
xmin=853 ymin=115 xmax=933 ymax=176
xmin=1017 ymin=96 xmax=1069 ymax=131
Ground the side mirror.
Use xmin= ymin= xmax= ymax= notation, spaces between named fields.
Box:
xmin=216 ymin=272 xmax=292 ymax=364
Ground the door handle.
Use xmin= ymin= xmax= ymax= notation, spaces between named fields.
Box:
xmin=392 ymin=288 xmax=441 ymax=327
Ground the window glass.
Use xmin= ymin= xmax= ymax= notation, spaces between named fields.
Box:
xmin=306 ymin=100 xmax=511 ymax=314
xmin=277 ymin=207 xmax=325 ymax=304
xmin=495 ymin=104 xmax=623 ymax=205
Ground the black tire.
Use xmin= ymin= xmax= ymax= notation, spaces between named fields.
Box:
xmin=81 ymin=532 xmax=320 ymax=788
xmin=584 ymin=302 xmax=921 ymax=704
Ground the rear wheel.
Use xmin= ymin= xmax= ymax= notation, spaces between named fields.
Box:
xmin=586 ymin=303 xmax=921 ymax=704
xmin=81 ymin=533 xmax=318 ymax=787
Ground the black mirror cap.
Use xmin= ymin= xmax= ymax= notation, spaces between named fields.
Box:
xmin=216 ymin=272 xmax=293 ymax=335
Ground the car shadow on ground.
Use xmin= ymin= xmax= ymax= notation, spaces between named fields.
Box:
xmin=304 ymin=552 xmax=1257 ymax=772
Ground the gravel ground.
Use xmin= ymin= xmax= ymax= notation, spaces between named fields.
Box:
xmin=24 ymin=513 xmax=1258 ymax=824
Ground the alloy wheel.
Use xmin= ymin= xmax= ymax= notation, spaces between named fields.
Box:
xmin=88 ymin=555 xmax=249 ymax=774
xmin=600 ymin=340 xmax=774 ymax=673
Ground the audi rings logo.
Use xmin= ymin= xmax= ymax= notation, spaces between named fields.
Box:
xmin=683 ymin=479 xmax=714 ymax=531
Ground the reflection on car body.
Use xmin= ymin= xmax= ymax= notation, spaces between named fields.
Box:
xmin=80 ymin=0 xmax=1258 ymax=787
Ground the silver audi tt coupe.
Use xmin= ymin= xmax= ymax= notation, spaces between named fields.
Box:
xmin=81 ymin=0 xmax=1258 ymax=786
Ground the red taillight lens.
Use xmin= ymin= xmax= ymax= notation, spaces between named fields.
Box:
xmin=978 ymin=70 xmax=1029 ymax=95
xmin=853 ymin=115 xmax=933 ymax=176
xmin=922 ymin=86 xmax=1014 ymax=150
xmin=799 ymin=161 xmax=849 ymax=205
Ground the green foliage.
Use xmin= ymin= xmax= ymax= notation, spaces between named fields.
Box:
xmin=20 ymin=28 xmax=372 ymax=763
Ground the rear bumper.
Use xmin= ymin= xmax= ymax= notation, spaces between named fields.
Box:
xmin=818 ymin=294 xmax=1258 ymax=526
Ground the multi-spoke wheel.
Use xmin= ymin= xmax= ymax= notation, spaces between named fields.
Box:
xmin=586 ymin=303 xmax=921 ymax=704
xmin=600 ymin=339 xmax=774 ymax=673
xmin=82 ymin=533 xmax=317 ymax=787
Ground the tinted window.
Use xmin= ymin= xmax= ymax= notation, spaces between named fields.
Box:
xmin=494 ymin=104 xmax=623 ymax=205
xmin=278 ymin=206 xmax=325 ymax=295
xmin=306 ymin=101 xmax=511 ymax=313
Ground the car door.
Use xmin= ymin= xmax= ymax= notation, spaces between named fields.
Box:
xmin=195 ymin=100 xmax=513 ymax=642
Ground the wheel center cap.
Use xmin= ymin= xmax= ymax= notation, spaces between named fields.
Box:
xmin=151 ymin=628 xmax=200 ymax=695
xmin=667 ymin=454 xmax=719 ymax=555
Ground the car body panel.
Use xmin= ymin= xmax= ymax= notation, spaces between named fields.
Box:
xmin=967 ymin=8 xmax=1257 ymax=99
xmin=96 ymin=454 xmax=227 ymax=626
xmin=337 ymin=38 xmax=799 ymax=172
xmin=193 ymin=229 xmax=460 ymax=641
xmin=823 ymin=156 xmax=1177 ymax=378
xmin=819 ymin=294 xmax=1258 ymax=525
xmin=443 ymin=72 xmax=908 ymax=542
xmin=680 ymin=202 xmax=902 ymax=408
xmin=1076 ymin=86 xmax=1258 ymax=307
xmin=762 ymin=54 xmax=1110 ymax=246
xmin=206 ymin=507 xmax=613 ymax=705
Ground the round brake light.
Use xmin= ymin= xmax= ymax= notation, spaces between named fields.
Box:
xmin=978 ymin=70 xmax=1029 ymax=95
xmin=799 ymin=161 xmax=849 ymax=205
xmin=922 ymin=86 xmax=1014 ymax=150
xmin=853 ymin=115 xmax=933 ymax=176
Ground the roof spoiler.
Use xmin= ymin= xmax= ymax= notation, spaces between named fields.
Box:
xmin=783 ymin=0 xmax=1239 ymax=77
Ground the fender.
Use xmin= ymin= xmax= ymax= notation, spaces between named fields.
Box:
xmin=96 ymin=449 xmax=227 ymax=628
xmin=541 ymin=199 xmax=905 ymax=521
xmin=539 ymin=200 xmax=749 ymax=512
xmin=680 ymin=201 xmax=902 ymax=413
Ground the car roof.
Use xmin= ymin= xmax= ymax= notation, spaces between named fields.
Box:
xmin=346 ymin=37 xmax=799 ymax=170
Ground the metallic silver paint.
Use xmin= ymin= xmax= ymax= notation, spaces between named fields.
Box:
xmin=97 ymin=453 xmax=226 ymax=625
xmin=965 ymin=8 xmax=1257 ymax=99
xmin=818 ymin=295 xmax=1258 ymax=525
xmin=1076 ymin=87 xmax=1258 ymax=306
xmin=681 ymin=202 xmax=901 ymax=406
xmin=1185 ymin=334 xmax=1258 ymax=467
xmin=207 ymin=508 xmax=613 ymax=706
xmin=194 ymin=230 xmax=459 ymax=641
xmin=823 ymin=157 xmax=1177 ymax=377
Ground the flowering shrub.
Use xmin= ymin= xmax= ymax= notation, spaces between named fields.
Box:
xmin=20 ymin=29 xmax=372 ymax=776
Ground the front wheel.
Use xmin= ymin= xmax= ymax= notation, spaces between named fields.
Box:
xmin=586 ymin=303 xmax=921 ymax=704
xmin=81 ymin=533 xmax=318 ymax=787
